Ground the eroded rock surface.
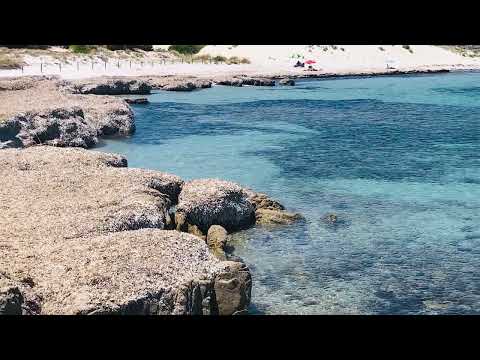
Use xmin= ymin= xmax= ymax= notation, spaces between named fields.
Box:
xmin=0 ymin=77 xmax=135 ymax=148
xmin=65 ymin=77 xmax=152 ymax=95
xmin=176 ymin=179 xmax=256 ymax=234
xmin=245 ymin=189 xmax=304 ymax=226
xmin=138 ymin=76 xmax=212 ymax=91
xmin=0 ymin=147 xmax=252 ymax=315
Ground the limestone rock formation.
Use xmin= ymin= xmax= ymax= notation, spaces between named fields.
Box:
xmin=0 ymin=107 xmax=97 ymax=149
xmin=245 ymin=189 xmax=304 ymax=226
xmin=0 ymin=147 xmax=251 ymax=315
xmin=162 ymin=79 xmax=212 ymax=91
xmin=0 ymin=77 xmax=135 ymax=149
xmin=176 ymin=179 xmax=256 ymax=234
xmin=65 ymin=78 xmax=152 ymax=95
xmin=139 ymin=76 xmax=212 ymax=91
xmin=246 ymin=190 xmax=285 ymax=211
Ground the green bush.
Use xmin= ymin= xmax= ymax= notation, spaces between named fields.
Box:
xmin=69 ymin=45 xmax=94 ymax=54
xmin=168 ymin=45 xmax=205 ymax=55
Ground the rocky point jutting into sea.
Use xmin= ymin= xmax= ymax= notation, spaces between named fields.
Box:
xmin=0 ymin=75 xmax=303 ymax=315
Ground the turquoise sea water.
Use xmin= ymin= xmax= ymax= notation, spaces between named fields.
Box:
xmin=97 ymin=72 xmax=480 ymax=314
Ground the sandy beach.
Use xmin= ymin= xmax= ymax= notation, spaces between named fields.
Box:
xmin=1 ymin=45 xmax=479 ymax=80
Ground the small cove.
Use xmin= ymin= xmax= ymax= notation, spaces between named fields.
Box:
xmin=96 ymin=72 xmax=480 ymax=314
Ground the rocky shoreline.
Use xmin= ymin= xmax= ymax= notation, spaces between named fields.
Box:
xmin=0 ymin=68 xmax=453 ymax=149
xmin=0 ymin=146 xmax=303 ymax=315
xmin=0 ymin=69 xmax=450 ymax=315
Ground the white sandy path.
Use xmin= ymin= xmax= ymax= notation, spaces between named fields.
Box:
xmin=1 ymin=45 xmax=479 ymax=79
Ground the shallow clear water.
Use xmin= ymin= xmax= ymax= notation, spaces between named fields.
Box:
xmin=97 ymin=72 xmax=480 ymax=314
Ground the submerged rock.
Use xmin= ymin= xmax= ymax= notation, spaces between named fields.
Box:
xmin=176 ymin=179 xmax=256 ymax=234
xmin=244 ymin=189 xmax=303 ymax=226
xmin=321 ymin=213 xmax=349 ymax=229
xmin=255 ymin=208 xmax=304 ymax=225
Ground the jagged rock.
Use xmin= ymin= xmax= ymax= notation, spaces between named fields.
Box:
xmin=0 ymin=77 xmax=135 ymax=149
xmin=214 ymin=261 xmax=252 ymax=315
xmin=279 ymin=78 xmax=295 ymax=86
xmin=255 ymin=208 xmax=304 ymax=226
xmin=66 ymin=78 xmax=152 ymax=95
xmin=245 ymin=190 xmax=285 ymax=211
xmin=0 ymin=107 xmax=97 ymax=148
xmin=176 ymin=179 xmax=256 ymax=234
